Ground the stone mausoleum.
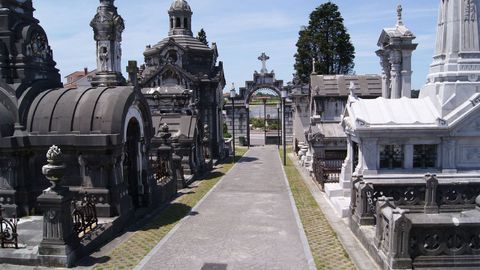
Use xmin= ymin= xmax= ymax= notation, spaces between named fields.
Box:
xmin=339 ymin=1 xmax=480 ymax=268
xmin=139 ymin=0 xmax=226 ymax=182
xmin=0 ymin=0 xmax=203 ymax=266
xmin=0 ymin=0 xmax=155 ymax=218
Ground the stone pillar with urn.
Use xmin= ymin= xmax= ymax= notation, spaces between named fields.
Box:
xmin=37 ymin=145 xmax=79 ymax=267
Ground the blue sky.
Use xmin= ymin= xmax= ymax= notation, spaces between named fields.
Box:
xmin=34 ymin=0 xmax=438 ymax=90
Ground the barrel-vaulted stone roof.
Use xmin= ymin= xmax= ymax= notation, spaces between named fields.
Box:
xmin=347 ymin=97 xmax=439 ymax=128
xmin=27 ymin=86 xmax=151 ymax=139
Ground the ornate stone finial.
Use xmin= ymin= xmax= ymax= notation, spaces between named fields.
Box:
xmin=203 ymin=124 xmax=210 ymax=140
xmin=42 ymin=145 xmax=66 ymax=189
xmin=349 ymin=81 xmax=357 ymax=97
xmin=258 ymin=53 xmax=270 ymax=74
xmin=46 ymin=145 xmax=62 ymax=162
xmin=158 ymin=123 xmax=172 ymax=144
xmin=90 ymin=0 xmax=126 ymax=87
xmin=397 ymin=5 xmax=403 ymax=26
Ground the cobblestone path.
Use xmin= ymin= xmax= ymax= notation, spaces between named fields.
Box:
xmin=135 ymin=146 xmax=314 ymax=270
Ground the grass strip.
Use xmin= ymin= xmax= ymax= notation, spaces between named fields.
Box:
xmin=280 ymin=148 xmax=355 ymax=270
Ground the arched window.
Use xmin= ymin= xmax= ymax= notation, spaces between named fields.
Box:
xmin=184 ymin=18 xmax=188 ymax=29
xmin=176 ymin=17 xmax=181 ymax=28
xmin=170 ymin=18 xmax=173 ymax=29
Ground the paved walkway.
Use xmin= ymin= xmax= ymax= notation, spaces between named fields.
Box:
xmin=135 ymin=146 xmax=314 ymax=270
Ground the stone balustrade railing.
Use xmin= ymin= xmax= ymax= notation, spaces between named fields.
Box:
xmin=374 ymin=197 xmax=480 ymax=269
xmin=350 ymin=174 xmax=480 ymax=226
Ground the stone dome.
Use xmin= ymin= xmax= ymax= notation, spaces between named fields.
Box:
xmin=169 ymin=0 xmax=192 ymax=12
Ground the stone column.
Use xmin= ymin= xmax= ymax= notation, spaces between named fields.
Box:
xmin=361 ymin=139 xmax=378 ymax=175
xmin=404 ymin=144 xmax=413 ymax=169
xmin=339 ymin=136 xmax=353 ymax=191
xmin=377 ymin=49 xmax=391 ymax=98
xmin=401 ymin=50 xmax=413 ymax=98
xmin=37 ymin=146 xmax=79 ymax=267
xmin=441 ymin=138 xmax=457 ymax=173
xmin=389 ymin=50 xmax=402 ymax=99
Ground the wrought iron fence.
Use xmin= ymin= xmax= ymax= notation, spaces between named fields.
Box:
xmin=72 ymin=192 xmax=98 ymax=238
xmin=312 ymin=154 xmax=342 ymax=189
xmin=0 ymin=206 xmax=18 ymax=249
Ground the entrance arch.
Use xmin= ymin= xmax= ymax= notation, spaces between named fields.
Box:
xmin=225 ymin=53 xmax=293 ymax=148
xmin=124 ymin=117 xmax=143 ymax=208
xmin=246 ymin=87 xmax=282 ymax=146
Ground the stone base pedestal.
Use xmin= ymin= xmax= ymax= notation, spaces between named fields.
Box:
xmin=37 ymin=187 xmax=80 ymax=267
xmin=324 ymin=183 xmax=351 ymax=218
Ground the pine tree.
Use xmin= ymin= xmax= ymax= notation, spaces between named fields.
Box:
xmin=294 ymin=2 xmax=355 ymax=83
xmin=197 ymin=28 xmax=208 ymax=46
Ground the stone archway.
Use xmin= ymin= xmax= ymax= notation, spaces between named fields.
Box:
xmin=225 ymin=53 xmax=294 ymax=147
xmin=125 ymin=118 xmax=141 ymax=208
xmin=246 ymin=87 xmax=282 ymax=146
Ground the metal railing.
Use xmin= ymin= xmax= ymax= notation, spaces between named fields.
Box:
xmin=0 ymin=206 xmax=18 ymax=249
xmin=72 ymin=192 xmax=98 ymax=238
xmin=313 ymin=155 xmax=342 ymax=189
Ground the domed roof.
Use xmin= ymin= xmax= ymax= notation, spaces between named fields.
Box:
xmin=169 ymin=0 xmax=192 ymax=13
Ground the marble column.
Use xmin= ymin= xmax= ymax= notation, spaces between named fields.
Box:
xmin=339 ymin=136 xmax=353 ymax=190
xmin=389 ymin=50 xmax=402 ymax=99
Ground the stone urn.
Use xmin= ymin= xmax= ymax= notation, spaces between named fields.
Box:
xmin=42 ymin=145 xmax=67 ymax=190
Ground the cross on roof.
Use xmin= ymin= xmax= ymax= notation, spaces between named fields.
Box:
xmin=396 ymin=5 xmax=403 ymax=26
xmin=258 ymin=52 xmax=270 ymax=74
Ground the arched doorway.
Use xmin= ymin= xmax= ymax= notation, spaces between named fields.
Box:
xmin=246 ymin=87 xmax=282 ymax=146
xmin=125 ymin=118 xmax=142 ymax=208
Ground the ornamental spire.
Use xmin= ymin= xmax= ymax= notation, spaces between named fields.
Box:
xmin=90 ymin=0 xmax=126 ymax=86
xmin=396 ymin=5 xmax=403 ymax=26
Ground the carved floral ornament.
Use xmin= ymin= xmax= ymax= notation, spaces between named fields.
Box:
xmin=465 ymin=0 xmax=477 ymax=22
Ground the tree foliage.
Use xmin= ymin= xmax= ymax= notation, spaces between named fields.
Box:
xmin=294 ymin=2 xmax=355 ymax=83
xmin=196 ymin=28 xmax=208 ymax=46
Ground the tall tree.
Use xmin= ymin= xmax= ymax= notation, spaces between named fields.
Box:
xmin=294 ymin=2 xmax=355 ymax=83
xmin=196 ymin=28 xmax=209 ymax=46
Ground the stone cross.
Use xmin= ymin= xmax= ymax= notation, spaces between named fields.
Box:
xmin=258 ymin=52 xmax=270 ymax=74
xmin=127 ymin=60 xmax=139 ymax=87
xmin=397 ymin=5 xmax=403 ymax=26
